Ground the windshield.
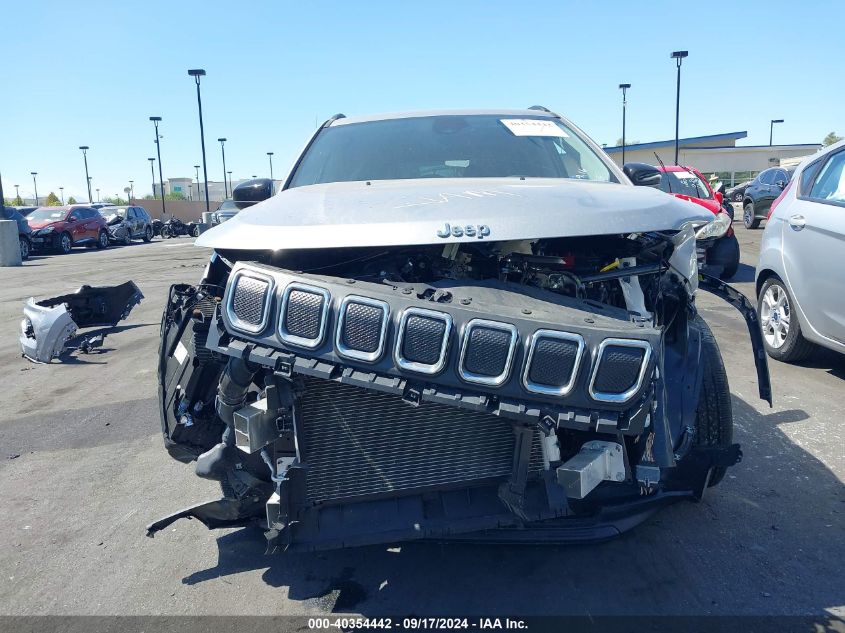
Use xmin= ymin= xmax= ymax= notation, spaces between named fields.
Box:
xmin=27 ymin=208 xmax=67 ymax=222
xmin=100 ymin=208 xmax=125 ymax=220
xmin=658 ymin=170 xmax=713 ymax=199
xmin=217 ymin=200 xmax=238 ymax=210
xmin=289 ymin=115 xmax=618 ymax=188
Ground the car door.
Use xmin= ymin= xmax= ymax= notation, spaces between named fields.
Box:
xmin=66 ymin=210 xmax=86 ymax=243
xmin=754 ymin=169 xmax=777 ymax=212
xmin=781 ymin=148 xmax=845 ymax=345
xmin=126 ymin=208 xmax=137 ymax=236
xmin=80 ymin=208 xmax=99 ymax=241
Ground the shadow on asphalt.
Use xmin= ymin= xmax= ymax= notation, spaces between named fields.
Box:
xmin=178 ymin=395 xmax=844 ymax=616
xmin=789 ymin=347 xmax=845 ymax=381
xmin=730 ymin=262 xmax=756 ymax=284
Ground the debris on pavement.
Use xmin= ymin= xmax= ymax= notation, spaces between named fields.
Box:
xmin=19 ymin=281 xmax=143 ymax=363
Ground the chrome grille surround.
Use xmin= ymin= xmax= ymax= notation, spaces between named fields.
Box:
xmin=278 ymin=283 xmax=330 ymax=349
xmin=522 ymin=329 xmax=585 ymax=396
xmin=458 ymin=319 xmax=519 ymax=387
xmin=225 ymin=270 xmax=274 ymax=334
xmin=588 ymin=338 xmax=652 ymax=403
xmin=335 ymin=295 xmax=390 ymax=362
xmin=394 ymin=307 xmax=453 ymax=375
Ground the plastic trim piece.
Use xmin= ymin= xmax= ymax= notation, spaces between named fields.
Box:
xmin=225 ymin=269 xmax=274 ymax=335
xmin=335 ymin=295 xmax=390 ymax=362
xmin=522 ymin=329 xmax=585 ymax=396
xmin=458 ymin=319 xmax=519 ymax=387
xmin=588 ymin=338 xmax=652 ymax=403
xmin=394 ymin=307 xmax=453 ymax=375
xmin=278 ymin=282 xmax=330 ymax=349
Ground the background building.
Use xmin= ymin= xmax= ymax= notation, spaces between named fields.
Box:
xmin=604 ymin=132 xmax=822 ymax=185
xmin=153 ymin=178 xmax=280 ymax=202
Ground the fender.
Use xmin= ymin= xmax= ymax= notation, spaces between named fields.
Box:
xmin=698 ymin=273 xmax=772 ymax=406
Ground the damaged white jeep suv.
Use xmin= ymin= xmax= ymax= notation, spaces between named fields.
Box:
xmin=150 ymin=108 xmax=771 ymax=551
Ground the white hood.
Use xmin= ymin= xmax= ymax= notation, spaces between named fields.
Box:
xmin=196 ymin=177 xmax=713 ymax=251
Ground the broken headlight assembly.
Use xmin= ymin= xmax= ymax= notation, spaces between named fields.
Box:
xmin=695 ymin=212 xmax=732 ymax=240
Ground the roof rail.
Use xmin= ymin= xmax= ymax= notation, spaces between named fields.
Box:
xmin=322 ymin=113 xmax=346 ymax=127
xmin=528 ymin=105 xmax=553 ymax=113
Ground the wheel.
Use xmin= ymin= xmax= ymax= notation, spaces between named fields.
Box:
xmin=707 ymin=234 xmax=740 ymax=281
xmin=743 ymin=202 xmax=760 ymax=229
xmin=758 ymin=277 xmax=816 ymax=362
xmin=732 ymin=191 xmax=743 ymax=202
xmin=691 ymin=315 xmax=733 ymax=487
xmin=143 ymin=226 xmax=153 ymax=242
xmin=161 ymin=226 xmax=172 ymax=239
xmin=192 ymin=225 xmax=200 ymax=238
xmin=58 ymin=232 xmax=73 ymax=254
xmin=122 ymin=231 xmax=132 ymax=246
xmin=96 ymin=230 xmax=110 ymax=249
xmin=19 ymin=236 xmax=30 ymax=261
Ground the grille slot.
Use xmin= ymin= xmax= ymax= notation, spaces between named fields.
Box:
xmin=279 ymin=283 xmax=329 ymax=348
xmin=395 ymin=308 xmax=452 ymax=374
xmin=336 ymin=296 xmax=389 ymax=362
xmin=298 ymin=377 xmax=543 ymax=503
xmin=227 ymin=272 xmax=273 ymax=334
xmin=459 ymin=319 xmax=518 ymax=386
xmin=589 ymin=338 xmax=651 ymax=403
xmin=523 ymin=330 xmax=584 ymax=396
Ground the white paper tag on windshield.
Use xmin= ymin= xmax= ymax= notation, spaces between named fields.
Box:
xmin=500 ymin=119 xmax=568 ymax=137
xmin=174 ymin=341 xmax=188 ymax=365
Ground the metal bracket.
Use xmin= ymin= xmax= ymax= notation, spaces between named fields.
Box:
xmin=556 ymin=441 xmax=626 ymax=499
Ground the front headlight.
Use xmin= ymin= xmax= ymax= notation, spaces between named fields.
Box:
xmin=37 ymin=226 xmax=56 ymax=236
xmin=695 ymin=212 xmax=732 ymax=240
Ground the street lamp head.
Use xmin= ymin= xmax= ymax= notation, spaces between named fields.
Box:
xmin=772 ymin=119 xmax=784 ymax=124
xmin=31 ymin=172 xmax=37 ymax=176
xmin=149 ymin=116 xmax=162 ymax=122
xmin=79 ymin=145 xmax=89 ymax=150
xmin=218 ymin=137 xmax=226 ymax=142
xmin=671 ymin=50 xmax=689 ymax=59
xmin=188 ymin=69 xmax=206 ymax=77
xmin=619 ymin=83 xmax=631 ymax=90
xmin=148 ymin=157 xmax=155 ymax=162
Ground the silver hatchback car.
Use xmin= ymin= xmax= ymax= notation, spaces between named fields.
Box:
xmin=756 ymin=140 xmax=845 ymax=361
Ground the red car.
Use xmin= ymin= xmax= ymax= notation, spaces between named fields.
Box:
xmin=26 ymin=205 xmax=110 ymax=254
xmin=655 ymin=165 xmax=739 ymax=280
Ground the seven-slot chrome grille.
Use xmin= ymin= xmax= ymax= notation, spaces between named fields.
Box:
xmin=223 ymin=266 xmax=654 ymax=405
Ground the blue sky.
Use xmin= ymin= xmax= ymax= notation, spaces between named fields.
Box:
xmin=1 ymin=0 xmax=842 ymax=202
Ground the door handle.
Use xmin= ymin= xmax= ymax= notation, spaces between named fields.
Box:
xmin=788 ymin=215 xmax=806 ymax=230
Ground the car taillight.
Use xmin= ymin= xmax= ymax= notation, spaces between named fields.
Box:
xmin=768 ymin=180 xmax=793 ymax=220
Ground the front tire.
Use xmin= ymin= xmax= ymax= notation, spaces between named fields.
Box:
xmin=19 ymin=236 xmax=30 ymax=261
xmin=732 ymin=191 xmax=743 ymax=202
xmin=96 ymin=230 xmax=109 ymax=249
xmin=191 ymin=225 xmax=200 ymax=238
xmin=57 ymin=232 xmax=73 ymax=254
xmin=758 ymin=277 xmax=816 ymax=362
xmin=143 ymin=226 xmax=153 ymax=242
xmin=743 ymin=202 xmax=760 ymax=229
xmin=692 ymin=315 xmax=733 ymax=487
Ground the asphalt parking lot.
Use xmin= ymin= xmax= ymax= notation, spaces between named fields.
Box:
xmin=0 ymin=225 xmax=842 ymax=618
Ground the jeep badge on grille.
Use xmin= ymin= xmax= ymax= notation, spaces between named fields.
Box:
xmin=436 ymin=223 xmax=491 ymax=239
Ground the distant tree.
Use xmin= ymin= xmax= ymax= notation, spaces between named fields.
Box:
xmin=105 ymin=196 xmax=127 ymax=205
xmin=164 ymin=192 xmax=187 ymax=201
xmin=45 ymin=192 xmax=61 ymax=206
xmin=67 ymin=196 xmax=77 ymax=204
xmin=12 ymin=195 xmax=24 ymax=206
xmin=823 ymin=132 xmax=842 ymax=146
xmin=615 ymin=138 xmax=640 ymax=146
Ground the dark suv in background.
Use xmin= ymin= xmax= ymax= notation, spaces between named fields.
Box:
xmin=742 ymin=166 xmax=795 ymax=229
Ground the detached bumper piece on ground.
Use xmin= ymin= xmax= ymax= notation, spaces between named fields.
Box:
xmin=19 ymin=281 xmax=143 ymax=363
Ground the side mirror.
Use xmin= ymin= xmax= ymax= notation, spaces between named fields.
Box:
xmin=623 ymin=162 xmax=662 ymax=188
xmin=233 ymin=178 xmax=274 ymax=210
xmin=69 ymin=215 xmax=79 ymax=222
xmin=714 ymin=192 xmax=724 ymax=204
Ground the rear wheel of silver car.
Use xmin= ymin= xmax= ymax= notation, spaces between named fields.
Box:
xmin=758 ymin=277 xmax=816 ymax=362
xmin=19 ymin=236 xmax=30 ymax=260
xmin=692 ymin=315 xmax=733 ymax=487
xmin=96 ymin=230 xmax=109 ymax=249
xmin=143 ymin=226 xmax=153 ymax=242
xmin=58 ymin=232 xmax=72 ymax=254
xmin=743 ymin=202 xmax=760 ymax=229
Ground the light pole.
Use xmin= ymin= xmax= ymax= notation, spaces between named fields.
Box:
xmin=227 ymin=170 xmax=232 ymax=193
xmin=96 ymin=188 xmax=100 ymax=202
xmin=218 ymin=138 xmax=228 ymax=198
xmin=15 ymin=184 xmax=20 ymax=201
xmin=31 ymin=172 xmax=39 ymax=206
xmin=769 ymin=119 xmax=784 ymax=146
xmin=59 ymin=187 xmax=64 ymax=204
xmin=618 ymin=83 xmax=631 ymax=164
xmin=129 ymin=180 xmax=134 ymax=201
xmin=194 ymin=165 xmax=201 ymax=201
xmin=188 ymin=69 xmax=210 ymax=213
xmin=267 ymin=152 xmax=274 ymax=181
xmin=150 ymin=117 xmax=165 ymax=215
xmin=148 ymin=158 xmax=156 ymax=199
xmin=79 ymin=146 xmax=92 ymax=202
xmin=671 ymin=51 xmax=688 ymax=165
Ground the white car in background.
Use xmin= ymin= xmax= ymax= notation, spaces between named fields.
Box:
xmin=756 ymin=140 xmax=845 ymax=361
